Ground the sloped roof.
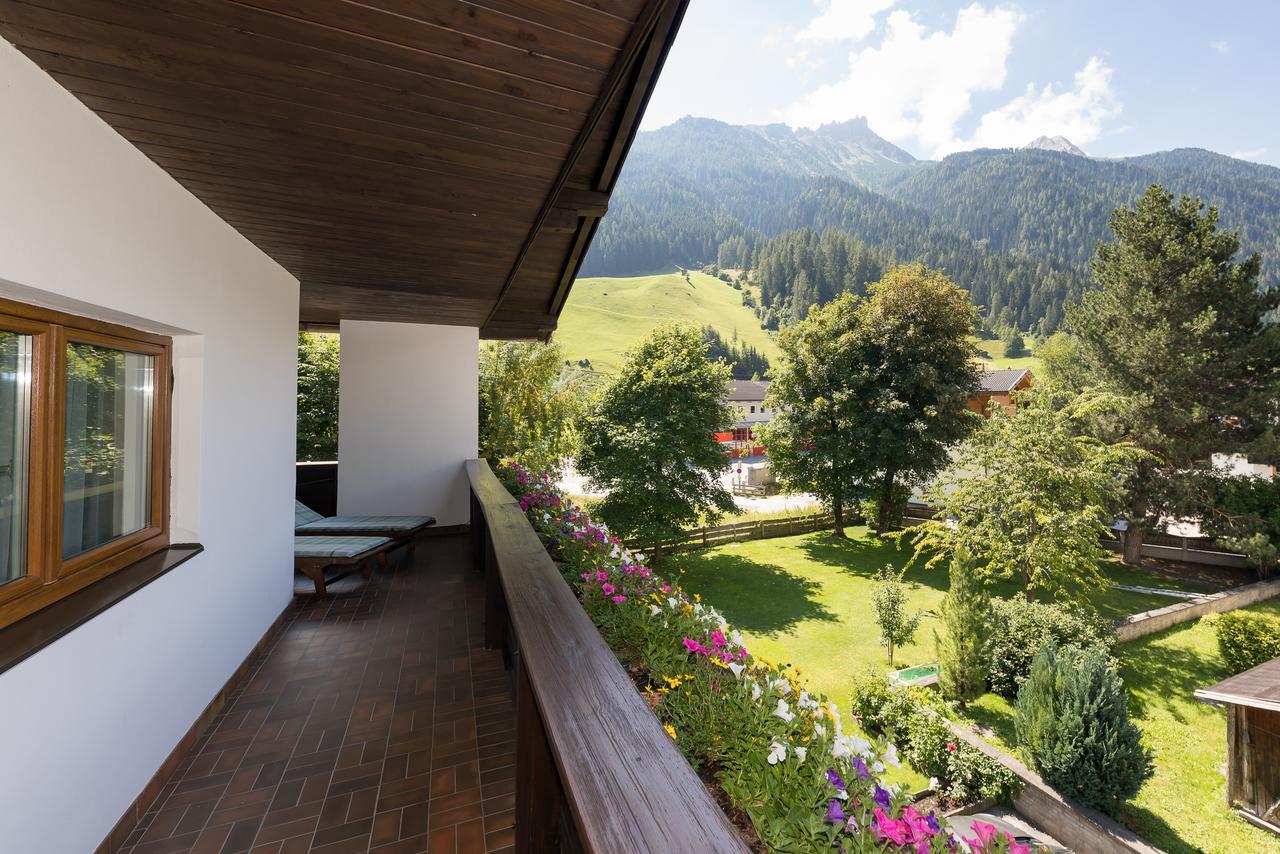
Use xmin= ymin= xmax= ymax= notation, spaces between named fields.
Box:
xmin=726 ymin=379 xmax=770 ymax=402
xmin=978 ymin=368 xmax=1032 ymax=394
xmin=1195 ymin=656 xmax=1280 ymax=712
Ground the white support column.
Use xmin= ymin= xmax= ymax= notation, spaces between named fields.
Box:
xmin=337 ymin=321 xmax=478 ymax=526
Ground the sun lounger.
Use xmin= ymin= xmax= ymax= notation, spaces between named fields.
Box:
xmin=294 ymin=534 xmax=392 ymax=596
xmin=294 ymin=500 xmax=435 ymax=557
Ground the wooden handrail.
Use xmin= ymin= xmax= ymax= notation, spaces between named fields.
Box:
xmin=466 ymin=460 xmax=747 ymax=853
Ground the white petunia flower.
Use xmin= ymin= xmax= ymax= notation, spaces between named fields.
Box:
xmin=649 ymin=604 xmax=661 ymax=616
xmin=794 ymin=746 xmax=807 ymax=762
xmin=751 ymin=681 xmax=762 ymax=701
xmin=871 ymin=761 xmax=885 ymax=774
xmin=773 ymin=699 xmax=794 ymax=722
xmin=731 ymin=629 xmax=743 ymax=646
xmin=767 ymin=742 xmax=787 ymax=765
xmin=813 ymin=722 xmax=827 ymax=739
xmin=850 ymin=735 xmax=872 ymax=757
xmin=882 ymin=743 xmax=900 ymax=768
xmin=727 ymin=662 xmax=745 ymax=678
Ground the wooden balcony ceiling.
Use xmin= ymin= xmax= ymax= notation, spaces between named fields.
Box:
xmin=0 ymin=0 xmax=687 ymax=338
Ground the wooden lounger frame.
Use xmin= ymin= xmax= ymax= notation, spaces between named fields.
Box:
xmin=294 ymin=540 xmax=392 ymax=597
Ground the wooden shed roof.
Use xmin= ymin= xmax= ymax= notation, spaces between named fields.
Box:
xmin=1196 ymin=656 xmax=1280 ymax=712
xmin=0 ymin=0 xmax=688 ymax=339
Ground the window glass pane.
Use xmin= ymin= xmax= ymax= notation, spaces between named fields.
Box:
xmin=63 ymin=343 xmax=154 ymax=559
xmin=0 ymin=332 xmax=32 ymax=585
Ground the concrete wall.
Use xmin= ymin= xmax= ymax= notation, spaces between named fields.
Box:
xmin=338 ymin=321 xmax=478 ymax=527
xmin=945 ymin=720 xmax=1162 ymax=854
xmin=1115 ymin=578 xmax=1280 ymax=643
xmin=0 ymin=40 xmax=299 ymax=853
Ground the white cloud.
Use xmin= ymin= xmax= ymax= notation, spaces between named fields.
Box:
xmin=1232 ymin=147 xmax=1267 ymax=161
xmin=1210 ymin=39 xmax=1230 ymax=54
xmin=785 ymin=4 xmax=1023 ymax=154
xmin=795 ymin=0 xmax=897 ymax=43
xmin=947 ymin=56 xmax=1121 ymax=154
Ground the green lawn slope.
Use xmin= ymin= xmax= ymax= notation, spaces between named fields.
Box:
xmin=972 ymin=336 xmax=1042 ymax=374
xmin=555 ymin=272 xmax=780 ymax=375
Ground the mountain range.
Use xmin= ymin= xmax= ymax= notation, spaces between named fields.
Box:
xmin=583 ymin=117 xmax=1280 ymax=332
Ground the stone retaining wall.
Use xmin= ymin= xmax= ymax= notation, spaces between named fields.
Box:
xmin=944 ymin=720 xmax=1164 ymax=853
xmin=1115 ymin=578 xmax=1280 ymax=643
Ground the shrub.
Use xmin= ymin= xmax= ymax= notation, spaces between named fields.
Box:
xmin=872 ymin=566 xmax=922 ymax=666
xmin=936 ymin=548 xmax=989 ymax=705
xmin=850 ymin=675 xmax=1021 ymax=807
xmin=984 ymin=597 xmax=1113 ymax=698
xmin=1015 ymin=643 xmax=1152 ymax=813
xmin=858 ymin=482 xmax=912 ymax=535
xmin=1212 ymin=611 xmax=1280 ymax=674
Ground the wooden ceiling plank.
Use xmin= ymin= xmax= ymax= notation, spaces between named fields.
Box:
xmin=340 ymin=0 xmax=621 ymax=67
xmin=466 ymin=0 xmax=634 ymax=44
xmin=229 ymin=0 xmax=610 ymax=92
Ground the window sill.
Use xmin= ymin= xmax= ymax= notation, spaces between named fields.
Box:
xmin=0 ymin=543 xmax=204 ymax=676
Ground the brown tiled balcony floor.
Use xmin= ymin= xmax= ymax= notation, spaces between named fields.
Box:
xmin=117 ymin=534 xmax=516 ymax=854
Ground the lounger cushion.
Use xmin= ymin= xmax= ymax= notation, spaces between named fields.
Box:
xmin=294 ymin=535 xmax=390 ymax=560
xmin=296 ymin=515 xmax=435 ymax=534
xmin=295 ymin=500 xmax=325 ymax=527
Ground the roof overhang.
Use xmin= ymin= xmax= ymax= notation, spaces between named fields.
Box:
xmin=0 ymin=0 xmax=689 ymax=339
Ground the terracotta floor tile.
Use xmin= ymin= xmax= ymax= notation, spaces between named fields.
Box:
xmin=114 ymin=535 xmax=517 ymax=854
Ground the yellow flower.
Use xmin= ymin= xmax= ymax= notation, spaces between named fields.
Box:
xmin=664 ymin=724 xmax=677 ymax=740
xmin=710 ymin=657 xmax=729 ymax=669
xmin=694 ymin=593 xmax=701 ymax=603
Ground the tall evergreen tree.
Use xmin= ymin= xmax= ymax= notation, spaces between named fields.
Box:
xmin=1069 ymin=185 xmax=1280 ymax=563
xmin=936 ymin=547 xmax=990 ymax=706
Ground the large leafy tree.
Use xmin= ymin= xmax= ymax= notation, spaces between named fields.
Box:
xmin=478 ymin=341 xmax=580 ymax=474
xmin=909 ymin=392 xmax=1146 ymax=602
xmin=763 ymin=264 xmax=979 ymax=536
xmin=577 ymin=324 xmax=736 ymax=552
xmin=296 ymin=332 xmax=340 ymax=462
xmin=1069 ymin=185 xmax=1280 ymax=563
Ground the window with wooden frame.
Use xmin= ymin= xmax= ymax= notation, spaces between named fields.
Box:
xmin=0 ymin=297 xmax=171 ymax=629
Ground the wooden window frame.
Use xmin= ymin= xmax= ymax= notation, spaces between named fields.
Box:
xmin=0 ymin=296 xmax=171 ymax=629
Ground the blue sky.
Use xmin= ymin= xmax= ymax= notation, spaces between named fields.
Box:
xmin=641 ymin=0 xmax=1280 ymax=165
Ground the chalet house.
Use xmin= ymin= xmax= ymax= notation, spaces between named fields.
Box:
xmin=0 ymin=3 xmax=752 ymax=853
xmin=1195 ymin=657 xmax=1280 ymax=835
xmin=726 ymin=378 xmax=773 ymax=428
xmin=967 ymin=368 xmax=1034 ymax=416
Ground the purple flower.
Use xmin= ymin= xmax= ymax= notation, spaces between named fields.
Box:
xmin=873 ymin=784 xmax=892 ymax=811
xmin=853 ymin=756 xmax=870 ymax=781
xmin=826 ymin=799 xmax=846 ymax=825
xmin=827 ymin=769 xmax=846 ymax=791
xmin=926 ymin=814 xmax=941 ymax=834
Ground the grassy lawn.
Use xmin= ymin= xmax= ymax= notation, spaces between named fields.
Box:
xmin=971 ymin=336 xmax=1042 ymax=374
xmin=554 ymin=271 xmax=780 ymax=374
xmin=671 ymin=528 xmax=1216 ymax=794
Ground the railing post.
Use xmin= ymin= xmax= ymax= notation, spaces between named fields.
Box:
xmin=485 ymin=536 xmax=509 ymax=659
xmin=516 ymin=653 xmax=565 ymax=853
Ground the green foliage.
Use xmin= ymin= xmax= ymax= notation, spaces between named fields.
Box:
xmin=1211 ymin=611 xmax=1280 ymax=675
xmin=763 ymin=265 xmax=978 ymax=536
xmin=910 ymin=390 xmax=1146 ymax=600
xmin=1201 ymin=471 xmax=1280 ymax=579
xmin=700 ymin=325 xmax=770 ymax=380
xmin=1035 ymin=331 xmax=1090 ymax=395
xmin=576 ymin=323 xmax=736 ymax=551
xmin=857 ymin=482 xmax=910 ymax=536
xmin=1001 ymin=331 xmax=1029 ymax=359
xmin=871 ymin=566 xmax=922 ymax=667
xmin=936 ymin=549 xmax=990 ymax=706
xmin=1015 ymin=642 xmax=1153 ymax=813
xmin=478 ymin=341 xmax=579 ymax=474
xmin=849 ymin=674 xmax=1022 ymax=806
xmin=296 ymin=332 xmax=339 ymax=462
xmin=983 ymin=598 xmax=1114 ymax=699
xmin=1069 ymin=185 xmax=1280 ymax=558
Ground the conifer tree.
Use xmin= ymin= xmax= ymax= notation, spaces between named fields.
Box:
xmin=936 ymin=547 xmax=990 ymax=705
xmin=1016 ymin=643 xmax=1153 ymax=812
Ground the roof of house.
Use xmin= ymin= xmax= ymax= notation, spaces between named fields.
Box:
xmin=0 ymin=2 xmax=691 ymax=340
xmin=726 ymin=379 xmax=770 ymax=402
xmin=1195 ymin=656 xmax=1280 ymax=712
xmin=978 ymin=368 xmax=1033 ymax=394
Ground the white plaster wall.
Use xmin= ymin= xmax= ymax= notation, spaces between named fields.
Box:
xmin=338 ymin=321 xmax=477 ymax=526
xmin=0 ymin=41 xmax=299 ymax=853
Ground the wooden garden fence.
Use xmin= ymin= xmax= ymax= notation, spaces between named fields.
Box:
xmin=637 ymin=512 xmax=835 ymax=555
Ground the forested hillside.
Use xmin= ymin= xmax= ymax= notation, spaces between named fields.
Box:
xmin=584 ymin=117 xmax=1280 ymax=333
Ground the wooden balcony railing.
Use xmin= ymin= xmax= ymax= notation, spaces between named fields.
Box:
xmin=466 ymin=460 xmax=747 ymax=853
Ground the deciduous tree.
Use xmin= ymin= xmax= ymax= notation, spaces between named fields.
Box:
xmin=871 ymin=566 xmax=921 ymax=667
xmin=576 ymin=324 xmax=736 ymax=553
xmin=296 ymin=332 xmax=340 ymax=462
xmin=908 ymin=391 xmax=1146 ymax=601
xmin=478 ymin=341 xmax=581 ymax=474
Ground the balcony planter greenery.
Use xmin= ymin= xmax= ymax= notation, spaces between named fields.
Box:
xmin=499 ymin=461 xmax=1032 ymax=853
